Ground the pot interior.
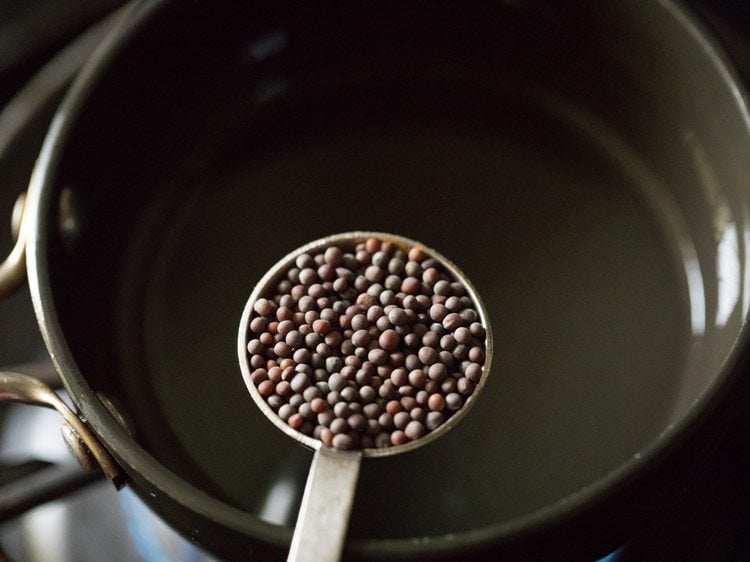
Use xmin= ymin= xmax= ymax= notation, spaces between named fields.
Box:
xmin=39 ymin=0 xmax=750 ymax=550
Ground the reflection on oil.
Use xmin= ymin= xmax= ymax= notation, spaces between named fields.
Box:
xmin=256 ymin=79 xmax=287 ymax=105
xmin=244 ymin=30 xmax=288 ymax=63
xmin=551 ymin=97 xmax=707 ymax=336
xmin=684 ymin=130 xmax=745 ymax=328
xmin=259 ymin=473 xmax=302 ymax=526
xmin=243 ymin=30 xmax=290 ymax=105
xmin=715 ymin=223 xmax=741 ymax=326
xmin=617 ymin=153 xmax=707 ymax=336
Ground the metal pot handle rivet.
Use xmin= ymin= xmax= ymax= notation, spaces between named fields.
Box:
xmin=0 ymin=371 xmax=126 ymax=490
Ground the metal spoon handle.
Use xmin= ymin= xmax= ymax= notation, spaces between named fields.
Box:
xmin=287 ymin=447 xmax=362 ymax=562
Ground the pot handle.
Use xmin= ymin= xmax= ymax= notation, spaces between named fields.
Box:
xmin=0 ymin=370 xmax=126 ymax=490
xmin=0 ymin=192 xmax=27 ymax=301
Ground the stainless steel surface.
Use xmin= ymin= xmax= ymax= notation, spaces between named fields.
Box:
xmin=0 ymin=371 xmax=125 ymax=489
xmin=60 ymin=422 xmax=99 ymax=473
xmin=287 ymin=448 xmax=362 ymax=562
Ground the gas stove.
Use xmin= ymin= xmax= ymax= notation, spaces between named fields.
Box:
xmin=0 ymin=2 xmax=748 ymax=561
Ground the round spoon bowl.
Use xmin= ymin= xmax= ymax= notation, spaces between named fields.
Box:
xmin=238 ymin=231 xmax=494 ymax=458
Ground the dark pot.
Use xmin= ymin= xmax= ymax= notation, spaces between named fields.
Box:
xmin=3 ymin=0 xmax=750 ymax=560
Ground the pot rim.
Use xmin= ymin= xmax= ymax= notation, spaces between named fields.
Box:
xmin=22 ymin=0 xmax=750 ymax=558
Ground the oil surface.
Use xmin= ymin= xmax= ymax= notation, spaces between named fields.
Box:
xmin=128 ymin=86 xmax=690 ymax=538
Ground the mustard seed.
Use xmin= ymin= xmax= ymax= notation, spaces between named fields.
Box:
xmin=408 ymin=369 xmax=426 ymax=388
xmin=348 ymin=414 xmax=367 ymax=432
xmin=390 ymin=431 xmax=408 ymax=446
xmin=453 ymin=344 xmax=468 ymax=360
xmin=273 ymin=342 xmax=291 ymax=358
xmin=408 ymin=246 xmax=425 ymax=262
xmin=379 ymin=329 xmax=400 ymax=351
xmin=375 ymin=315 xmax=391 ymax=331
xmin=404 ymin=261 xmax=422 ymax=278
xmin=388 ymin=308 xmax=408 ymax=326
xmin=245 ymin=237 xmax=487 ymax=450
xmin=404 ymin=333 xmax=420 ymax=348
xmin=442 ymin=313 xmax=463 ymax=331
xmin=428 ymin=393 xmax=446 ymax=411
xmin=426 ymin=411 xmax=445 ymax=431
xmin=332 ymin=434 xmax=354 ymax=450
xmin=428 ymin=363 xmax=448 ymax=383
xmin=366 ymin=306 xmax=384 ymax=323
xmin=320 ymin=428 xmax=334 ymax=446
xmin=310 ymin=397 xmax=327 ymax=413
xmin=288 ymin=413 xmax=304 ymax=430
xmin=276 ymin=381 xmax=292 ymax=397
xmin=278 ymin=404 xmax=295 ymax=421
xmin=400 ymin=396 xmax=417 ymax=411
xmin=422 ymin=331 xmax=440 ymax=348
xmin=363 ymin=403 xmax=381 ymax=418
xmin=445 ymin=393 xmax=464 ymax=411
xmin=318 ymin=411 xmax=334 ymax=427
xmin=368 ymin=348 xmax=388 ymax=366
xmin=404 ymin=420 xmax=427 ymax=440
xmin=378 ymin=413 xmax=394 ymax=430
xmin=290 ymin=373 xmax=311 ymax=392
xmin=249 ymin=317 xmax=267 ymax=333
xmin=390 ymin=368 xmax=408 ymax=386
xmin=359 ymin=386 xmax=376 ymax=402
xmin=457 ymin=377 xmax=475 ymax=396
xmin=330 ymin=418 xmax=348 ymax=435
xmin=470 ymin=322 xmax=486 ymax=338
xmin=418 ymin=347 xmax=438 ymax=365
xmin=333 ymin=402 xmax=351 ymax=418
xmin=293 ymin=348 xmax=311 ymax=364
xmin=299 ymin=268 xmax=317 ymax=285
xmin=365 ymin=265 xmax=384 ymax=283
xmin=268 ymin=395 xmax=284 ymax=410
xmin=469 ymin=346 xmax=485 ymax=363
xmin=441 ymin=379 xmax=457 ymax=394
xmin=257 ymin=380 xmax=275 ymax=397
xmin=286 ymin=330 xmax=304 ymax=348
xmin=433 ymin=280 xmax=451 ymax=296
xmin=333 ymin=278 xmax=348 ymax=293
xmin=253 ymin=298 xmax=275 ymax=316
xmin=465 ymin=362 xmax=482 ymax=382
xmin=388 ymin=258 xmax=405 ymax=275
xmin=429 ymin=304 xmax=448 ymax=322
xmin=401 ymin=277 xmax=420 ymax=295
xmin=312 ymin=319 xmax=331 ymax=334
xmin=326 ymin=328 xmax=344 ymax=348
xmin=328 ymin=373 xmax=345 ymax=392
xmin=340 ymin=387 xmax=359 ymax=402
xmin=324 ymin=246 xmax=343 ymax=267
xmin=393 ymin=411 xmax=411 ymax=430
xmin=318 ymin=266 xmax=335 ymax=283
xmin=365 ymin=238 xmax=380 ymax=253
